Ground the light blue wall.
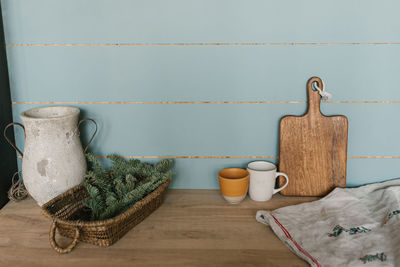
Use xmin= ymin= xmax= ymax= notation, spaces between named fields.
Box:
xmin=2 ymin=0 xmax=400 ymax=188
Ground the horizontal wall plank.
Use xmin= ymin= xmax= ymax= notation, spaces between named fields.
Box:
xmin=146 ymin=158 xmax=400 ymax=189
xmin=15 ymin=157 xmax=400 ymax=189
xmin=168 ymin=158 xmax=400 ymax=189
xmin=2 ymin=0 xmax=400 ymax=43
xmin=6 ymin=45 xmax=400 ymax=102
xmin=11 ymin=103 xmax=400 ymax=157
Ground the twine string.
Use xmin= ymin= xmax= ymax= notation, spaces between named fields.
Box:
xmin=313 ymin=81 xmax=332 ymax=100
xmin=8 ymin=171 xmax=28 ymax=202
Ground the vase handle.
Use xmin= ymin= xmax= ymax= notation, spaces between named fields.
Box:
xmin=3 ymin=122 xmax=25 ymax=157
xmin=49 ymin=221 xmax=80 ymax=254
xmin=78 ymin=118 xmax=98 ymax=153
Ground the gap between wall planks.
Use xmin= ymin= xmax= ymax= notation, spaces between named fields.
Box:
xmin=16 ymin=156 xmax=400 ymax=159
xmin=5 ymin=42 xmax=400 ymax=47
xmin=11 ymin=101 xmax=400 ymax=104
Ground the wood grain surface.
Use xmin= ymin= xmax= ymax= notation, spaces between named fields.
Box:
xmin=279 ymin=77 xmax=348 ymax=196
xmin=0 ymin=190 xmax=317 ymax=267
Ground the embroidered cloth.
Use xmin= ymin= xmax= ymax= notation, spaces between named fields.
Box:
xmin=256 ymin=179 xmax=400 ymax=266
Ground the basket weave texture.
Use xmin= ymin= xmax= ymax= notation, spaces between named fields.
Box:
xmin=41 ymin=179 xmax=170 ymax=253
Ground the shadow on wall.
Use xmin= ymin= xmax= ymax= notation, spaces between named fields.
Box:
xmin=0 ymin=3 xmax=17 ymax=209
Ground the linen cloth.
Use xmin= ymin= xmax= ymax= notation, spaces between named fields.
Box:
xmin=256 ymin=179 xmax=400 ymax=267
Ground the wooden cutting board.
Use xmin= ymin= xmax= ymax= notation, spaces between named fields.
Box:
xmin=278 ymin=77 xmax=348 ymax=196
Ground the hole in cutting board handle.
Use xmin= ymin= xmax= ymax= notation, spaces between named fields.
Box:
xmin=306 ymin=77 xmax=324 ymax=114
xmin=312 ymin=81 xmax=324 ymax=91
xmin=307 ymin=76 xmax=323 ymax=92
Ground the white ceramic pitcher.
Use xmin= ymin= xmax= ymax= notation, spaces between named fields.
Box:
xmin=4 ymin=106 xmax=97 ymax=206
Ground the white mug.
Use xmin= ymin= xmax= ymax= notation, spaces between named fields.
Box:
xmin=247 ymin=161 xmax=289 ymax=202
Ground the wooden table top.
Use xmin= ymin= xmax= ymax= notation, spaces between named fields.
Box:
xmin=0 ymin=190 xmax=318 ymax=267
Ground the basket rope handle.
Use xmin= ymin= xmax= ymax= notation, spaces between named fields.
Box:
xmin=49 ymin=221 xmax=80 ymax=254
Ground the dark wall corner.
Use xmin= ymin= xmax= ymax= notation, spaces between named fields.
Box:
xmin=0 ymin=2 xmax=17 ymax=209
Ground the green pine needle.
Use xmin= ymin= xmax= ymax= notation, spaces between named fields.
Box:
xmin=82 ymin=153 xmax=173 ymax=221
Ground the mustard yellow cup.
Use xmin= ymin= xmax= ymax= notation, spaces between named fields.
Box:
xmin=218 ymin=168 xmax=249 ymax=204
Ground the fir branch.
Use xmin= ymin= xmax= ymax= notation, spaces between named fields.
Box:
xmin=155 ymin=159 xmax=174 ymax=173
xmin=82 ymin=154 xmax=173 ymax=221
xmin=86 ymin=153 xmax=104 ymax=177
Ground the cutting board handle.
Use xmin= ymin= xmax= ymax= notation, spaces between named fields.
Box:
xmin=306 ymin=76 xmax=323 ymax=115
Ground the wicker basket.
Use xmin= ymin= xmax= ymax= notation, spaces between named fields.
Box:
xmin=41 ymin=179 xmax=170 ymax=253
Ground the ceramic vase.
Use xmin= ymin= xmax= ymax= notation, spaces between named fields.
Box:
xmin=4 ymin=106 xmax=97 ymax=206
